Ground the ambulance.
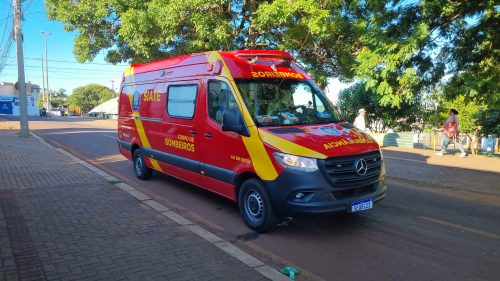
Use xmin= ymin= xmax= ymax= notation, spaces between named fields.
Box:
xmin=118 ymin=50 xmax=386 ymax=232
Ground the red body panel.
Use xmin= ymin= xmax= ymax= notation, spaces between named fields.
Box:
xmin=219 ymin=51 xmax=311 ymax=80
xmin=259 ymin=124 xmax=379 ymax=157
xmin=118 ymin=50 xmax=381 ymax=203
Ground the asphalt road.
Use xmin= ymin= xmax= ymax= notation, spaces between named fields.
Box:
xmin=5 ymin=116 xmax=500 ymax=281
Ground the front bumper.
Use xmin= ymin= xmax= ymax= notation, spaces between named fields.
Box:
xmin=263 ymin=165 xmax=387 ymax=216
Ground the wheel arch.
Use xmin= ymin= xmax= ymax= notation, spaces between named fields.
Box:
xmin=131 ymin=143 xmax=140 ymax=157
xmin=234 ymin=171 xmax=258 ymax=204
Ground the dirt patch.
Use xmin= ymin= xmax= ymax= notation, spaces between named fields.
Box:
xmin=0 ymin=121 xmax=19 ymax=131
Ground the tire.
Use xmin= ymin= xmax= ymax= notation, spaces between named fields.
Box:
xmin=238 ymin=178 xmax=278 ymax=232
xmin=133 ymin=148 xmax=153 ymax=180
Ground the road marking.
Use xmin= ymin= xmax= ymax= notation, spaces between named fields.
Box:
xmin=419 ymin=216 xmax=500 ymax=240
xmin=103 ymin=134 xmax=117 ymax=139
xmin=384 ymin=156 xmax=427 ymax=164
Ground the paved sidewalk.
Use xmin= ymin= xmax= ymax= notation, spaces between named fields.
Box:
xmin=0 ymin=130 xmax=274 ymax=281
xmin=382 ymin=146 xmax=500 ymax=173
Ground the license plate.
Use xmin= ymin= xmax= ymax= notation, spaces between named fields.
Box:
xmin=351 ymin=198 xmax=373 ymax=212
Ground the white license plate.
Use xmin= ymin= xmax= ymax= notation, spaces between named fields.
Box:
xmin=351 ymin=198 xmax=373 ymax=212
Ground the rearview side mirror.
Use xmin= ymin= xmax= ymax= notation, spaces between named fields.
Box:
xmin=222 ymin=109 xmax=250 ymax=137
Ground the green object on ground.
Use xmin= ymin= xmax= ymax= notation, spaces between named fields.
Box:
xmin=106 ymin=179 xmax=121 ymax=185
xmin=280 ymin=266 xmax=299 ymax=280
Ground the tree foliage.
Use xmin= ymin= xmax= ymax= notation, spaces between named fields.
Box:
xmin=45 ymin=0 xmax=364 ymax=87
xmin=46 ymin=0 xmax=499 ymax=106
xmin=337 ymin=82 xmax=422 ymax=133
xmin=476 ymin=108 xmax=500 ymax=137
xmin=354 ymin=0 xmax=499 ymax=108
xmin=68 ymin=84 xmax=113 ymax=113
xmin=37 ymin=88 xmax=67 ymax=109
xmin=440 ymin=96 xmax=482 ymax=135
xmin=50 ymin=88 xmax=68 ymax=109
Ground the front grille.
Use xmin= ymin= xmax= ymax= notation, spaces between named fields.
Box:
xmin=332 ymin=184 xmax=374 ymax=200
xmin=320 ymin=151 xmax=381 ymax=190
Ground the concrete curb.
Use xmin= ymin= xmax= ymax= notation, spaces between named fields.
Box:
xmin=30 ymin=132 xmax=290 ymax=281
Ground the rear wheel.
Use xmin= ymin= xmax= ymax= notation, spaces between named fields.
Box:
xmin=133 ymin=149 xmax=152 ymax=180
xmin=239 ymin=178 xmax=277 ymax=232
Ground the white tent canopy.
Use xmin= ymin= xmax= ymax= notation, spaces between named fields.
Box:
xmin=88 ymin=97 xmax=118 ymax=116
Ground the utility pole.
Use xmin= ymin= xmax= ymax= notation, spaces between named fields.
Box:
xmin=14 ymin=0 xmax=29 ymax=137
xmin=40 ymin=31 xmax=51 ymax=111
xmin=41 ymin=54 xmax=46 ymax=108
xmin=110 ymin=80 xmax=115 ymax=97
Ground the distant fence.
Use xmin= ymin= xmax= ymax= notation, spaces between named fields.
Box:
xmin=383 ymin=132 xmax=414 ymax=148
xmin=368 ymin=131 xmax=499 ymax=153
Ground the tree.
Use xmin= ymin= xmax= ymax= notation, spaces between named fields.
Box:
xmin=50 ymin=88 xmax=68 ymax=109
xmin=68 ymin=84 xmax=113 ymax=114
xmin=354 ymin=0 xmax=499 ymax=107
xmin=477 ymin=108 xmax=500 ymax=137
xmin=46 ymin=0 xmax=499 ymax=106
xmin=45 ymin=0 xmax=363 ymax=87
xmin=37 ymin=88 xmax=67 ymax=109
xmin=337 ymin=82 xmax=422 ymax=133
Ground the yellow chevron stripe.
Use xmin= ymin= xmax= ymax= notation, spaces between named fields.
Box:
xmin=124 ymin=66 xmax=134 ymax=77
xmin=258 ymin=129 xmax=327 ymax=159
xmin=207 ymin=52 xmax=278 ymax=180
xmin=125 ymin=67 xmax=163 ymax=172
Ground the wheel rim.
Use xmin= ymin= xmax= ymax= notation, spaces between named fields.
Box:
xmin=244 ymin=189 xmax=264 ymax=223
xmin=135 ymin=156 xmax=144 ymax=175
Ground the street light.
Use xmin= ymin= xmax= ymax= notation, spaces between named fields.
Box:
xmin=40 ymin=31 xmax=52 ymax=111
xmin=110 ymin=80 xmax=115 ymax=97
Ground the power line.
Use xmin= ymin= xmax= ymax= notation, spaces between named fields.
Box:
xmin=2 ymin=63 xmax=123 ymax=74
xmin=22 ymin=0 xmax=35 ymax=13
xmin=3 ymin=64 xmax=125 ymax=73
xmin=1 ymin=73 xmax=121 ymax=80
xmin=0 ymin=0 xmax=14 ymax=72
xmin=0 ymin=13 xmax=13 ymax=24
xmin=0 ymin=34 xmax=14 ymax=71
xmin=4 ymin=56 xmax=129 ymax=66
xmin=0 ymin=0 xmax=12 ymax=48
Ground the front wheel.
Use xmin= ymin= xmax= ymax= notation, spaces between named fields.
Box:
xmin=133 ymin=148 xmax=153 ymax=180
xmin=238 ymin=178 xmax=278 ymax=232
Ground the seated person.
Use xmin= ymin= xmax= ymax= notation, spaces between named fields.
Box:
xmin=278 ymin=111 xmax=299 ymax=124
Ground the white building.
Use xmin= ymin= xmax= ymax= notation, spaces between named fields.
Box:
xmin=0 ymin=82 xmax=40 ymax=116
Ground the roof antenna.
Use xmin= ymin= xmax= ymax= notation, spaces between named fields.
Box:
xmin=250 ymin=56 xmax=258 ymax=64
xmin=271 ymin=63 xmax=278 ymax=72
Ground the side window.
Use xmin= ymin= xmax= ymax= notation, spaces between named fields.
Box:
xmin=167 ymin=84 xmax=197 ymax=118
xmin=208 ymin=80 xmax=237 ymax=124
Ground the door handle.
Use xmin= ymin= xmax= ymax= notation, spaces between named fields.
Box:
xmin=189 ymin=130 xmax=196 ymax=135
xmin=204 ymin=133 xmax=213 ymax=138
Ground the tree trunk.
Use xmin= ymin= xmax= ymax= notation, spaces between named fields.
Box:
xmin=466 ymin=134 xmax=480 ymax=155
xmin=247 ymin=0 xmax=257 ymax=48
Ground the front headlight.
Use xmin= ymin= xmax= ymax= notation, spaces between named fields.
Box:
xmin=273 ymin=152 xmax=318 ymax=172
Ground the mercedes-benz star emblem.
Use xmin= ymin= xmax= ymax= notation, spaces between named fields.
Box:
xmin=354 ymin=159 xmax=368 ymax=176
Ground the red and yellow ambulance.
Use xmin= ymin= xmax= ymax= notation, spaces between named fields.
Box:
xmin=118 ymin=50 xmax=386 ymax=232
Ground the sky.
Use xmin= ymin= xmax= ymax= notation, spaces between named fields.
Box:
xmin=0 ymin=0 xmax=348 ymax=100
xmin=0 ymin=0 xmax=127 ymax=94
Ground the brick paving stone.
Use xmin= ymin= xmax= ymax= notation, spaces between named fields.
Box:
xmin=0 ymin=131 xmax=269 ymax=281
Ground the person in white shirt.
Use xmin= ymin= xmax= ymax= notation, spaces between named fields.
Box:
xmin=353 ymin=108 xmax=366 ymax=132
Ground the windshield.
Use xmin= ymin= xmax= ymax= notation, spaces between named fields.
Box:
xmin=235 ymin=79 xmax=340 ymax=127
